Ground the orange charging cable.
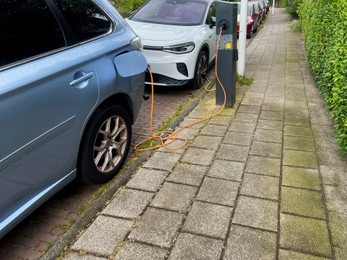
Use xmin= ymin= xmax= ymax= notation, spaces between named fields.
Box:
xmin=134 ymin=29 xmax=227 ymax=152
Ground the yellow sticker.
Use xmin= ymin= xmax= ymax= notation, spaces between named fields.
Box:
xmin=225 ymin=42 xmax=232 ymax=49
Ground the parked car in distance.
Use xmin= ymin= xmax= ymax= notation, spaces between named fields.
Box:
xmin=263 ymin=0 xmax=270 ymax=14
xmin=126 ymin=0 xmax=216 ymax=89
xmin=0 ymin=0 xmax=147 ymax=239
xmin=236 ymin=2 xmax=261 ymax=38
xmin=250 ymin=0 xmax=266 ymax=23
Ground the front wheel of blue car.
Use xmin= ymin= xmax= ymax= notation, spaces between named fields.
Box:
xmin=78 ymin=104 xmax=132 ymax=184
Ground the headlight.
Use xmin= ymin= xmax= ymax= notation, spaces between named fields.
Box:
xmin=131 ymin=36 xmax=143 ymax=51
xmin=162 ymin=42 xmax=195 ymax=54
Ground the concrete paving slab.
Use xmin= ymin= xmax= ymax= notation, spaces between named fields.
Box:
xmin=126 ymin=168 xmax=168 ymax=192
xmin=254 ymin=128 xmax=283 ymax=143
xmin=183 ymin=201 xmax=232 ymax=239
xmin=245 ymin=156 xmax=281 ymax=176
xmin=150 ymin=182 xmax=197 ymax=213
xmin=71 ymin=216 xmax=133 ymax=256
xmin=228 ymin=121 xmax=256 ymax=133
xmin=223 ymin=132 xmax=253 ymax=146
xmin=216 ymin=144 xmax=249 ymax=162
xmin=166 ymin=163 xmax=207 ymax=186
xmin=282 ymin=166 xmax=320 ymax=190
xmin=284 ymin=136 xmax=315 ymax=151
xmin=200 ymin=124 xmax=228 ymax=136
xmin=237 ymin=105 xmax=261 ymax=114
xmin=63 ymin=252 xmax=108 ymax=260
xmin=278 ymin=249 xmax=329 ymax=260
xmin=196 ymin=177 xmax=239 ymax=207
xmin=142 ymin=152 xmax=181 ymax=171
xmin=180 ymin=147 xmax=215 ymax=166
xmin=280 ymin=214 xmax=332 ymax=257
xmin=224 ymin=225 xmax=277 ymax=260
xmin=232 ymin=196 xmax=278 ymax=232
xmin=284 ymin=125 xmax=312 ymax=137
xmin=257 ymin=119 xmax=284 ymax=131
xmin=207 ymin=159 xmax=244 ymax=181
xmin=102 ymin=188 xmax=153 ymax=219
xmin=168 ymin=233 xmax=223 ymax=260
xmin=190 ymin=135 xmax=223 ymax=150
xmin=234 ymin=113 xmax=259 ymax=123
xmin=128 ymin=207 xmax=184 ymax=248
xmin=250 ymin=141 xmax=282 ymax=158
xmin=240 ymin=173 xmax=279 ymax=200
xmin=260 ymin=110 xmax=284 ymax=121
xmin=114 ymin=242 xmax=168 ymax=260
xmin=281 ymin=187 xmax=325 ymax=219
xmin=283 ymin=150 xmax=318 ymax=168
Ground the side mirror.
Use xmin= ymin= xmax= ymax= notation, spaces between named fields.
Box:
xmin=209 ymin=16 xmax=216 ymax=28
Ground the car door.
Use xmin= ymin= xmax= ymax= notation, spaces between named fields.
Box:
xmin=0 ymin=0 xmax=99 ymax=235
xmin=206 ymin=1 xmax=217 ymax=63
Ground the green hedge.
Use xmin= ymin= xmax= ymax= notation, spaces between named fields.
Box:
xmin=299 ymin=0 xmax=347 ymax=153
xmin=114 ymin=0 xmax=146 ymax=17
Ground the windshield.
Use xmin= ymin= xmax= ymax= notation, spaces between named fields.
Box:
xmin=130 ymin=0 xmax=207 ymax=26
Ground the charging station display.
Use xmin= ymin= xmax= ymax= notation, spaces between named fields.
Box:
xmin=215 ymin=1 xmax=238 ymax=107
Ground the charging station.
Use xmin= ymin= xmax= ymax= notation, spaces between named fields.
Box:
xmin=215 ymin=1 xmax=238 ymax=107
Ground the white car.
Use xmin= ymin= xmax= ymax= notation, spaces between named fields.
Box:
xmin=126 ymin=0 xmax=216 ymax=89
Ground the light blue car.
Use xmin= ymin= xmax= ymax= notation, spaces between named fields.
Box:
xmin=0 ymin=0 xmax=147 ymax=238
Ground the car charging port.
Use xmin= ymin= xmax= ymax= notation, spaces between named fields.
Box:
xmin=218 ymin=20 xmax=229 ymax=30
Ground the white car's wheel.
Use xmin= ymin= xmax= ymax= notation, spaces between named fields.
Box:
xmin=192 ymin=50 xmax=208 ymax=89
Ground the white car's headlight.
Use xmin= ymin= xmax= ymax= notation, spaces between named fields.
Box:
xmin=162 ymin=42 xmax=195 ymax=54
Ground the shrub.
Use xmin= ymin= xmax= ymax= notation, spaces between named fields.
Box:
xmin=113 ymin=0 xmax=146 ymax=17
xmin=286 ymin=0 xmax=302 ymax=19
xmin=299 ymin=0 xmax=347 ymax=153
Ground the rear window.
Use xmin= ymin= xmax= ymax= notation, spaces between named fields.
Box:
xmin=52 ymin=0 xmax=112 ymax=42
xmin=0 ymin=0 xmax=66 ymax=67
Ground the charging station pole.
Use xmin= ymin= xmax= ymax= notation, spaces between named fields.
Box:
xmin=215 ymin=1 xmax=238 ymax=107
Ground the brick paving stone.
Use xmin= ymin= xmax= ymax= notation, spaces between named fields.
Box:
xmin=233 ymin=196 xmax=278 ymax=232
xmin=222 ymin=132 xmax=253 ymax=146
xmin=183 ymin=201 xmax=232 ymax=239
xmin=224 ymin=225 xmax=277 ymax=260
xmin=126 ymin=168 xmax=168 ymax=192
xmin=245 ymin=156 xmax=281 ymax=176
xmin=207 ymin=159 xmax=244 ymax=181
xmin=280 ymin=214 xmax=332 ymax=257
xmin=257 ymin=119 xmax=283 ymax=131
xmin=151 ymin=182 xmax=197 ymax=213
xmin=63 ymin=252 xmax=108 ymax=260
xmin=128 ymin=207 xmax=184 ymax=248
xmin=283 ymin=150 xmax=318 ymax=168
xmin=250 ymin=141 xmax=282 ymax=158
xmin=240 ymin=173 xmax=279 ymax=200
xmin=142 ymin=152 xmax=181 ymax=171
xmin=284 ymin=136 xmax=315 ymax=151
xmin=228 ymin=121 xmax=256 ymax=133
xmin=196 ymin=177 xmax=239 ymax=207
xmin=278 ymin=249 xmax=329 ymax=260
xmin=281 ymin=187 xmax=325 ymax=219
xmin=282 ymin=166 xmax=320 ymax=190
xmin=114 ymin=242 xmax=168 ymax=260
xmin=102 ymin=188 xmax=153 ymax=219
xmin=254 ymin=128 xmax=283 ymax=143
xmin=190 ymin=135 xmax=223 ymax=150
xmin=199 ymin=124 xmax=228 ymax=136
xmin=168 ymin=233 xmax=223 ymax=260
xmin=216 ymin=144 xmax=249 ymax=162
xmin=181 ymin=147 xmax=215 ymax=166
xmin=71 ymin=216 xmax=133 ymax=256
xmin=166 ymin=163 xmax=207 ymax=186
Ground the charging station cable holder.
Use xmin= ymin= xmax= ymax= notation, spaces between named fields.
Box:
xmin=215 ymin=1 xmax=238 ymax=107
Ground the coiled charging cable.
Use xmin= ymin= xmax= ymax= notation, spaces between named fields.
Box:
xmin=134 ymin=28 xmax=226 ymax=152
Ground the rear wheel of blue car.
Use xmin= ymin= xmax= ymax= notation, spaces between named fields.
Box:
xmin=78 ymin=104 xmax=132 ymax=184
xmin=192 ymin=50 xmax=208 ymax=89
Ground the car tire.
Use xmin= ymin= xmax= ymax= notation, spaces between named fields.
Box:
xmin=191 ymin=50 xmax=208 ymax=89
xmin=78 ymin=104 xmax=132 ymax=184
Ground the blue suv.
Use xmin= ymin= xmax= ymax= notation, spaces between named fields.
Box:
xmin=0 ymin=0 xmax=147 ymax=238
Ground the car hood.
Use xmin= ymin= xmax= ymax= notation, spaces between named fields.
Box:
xmin=126 ymin=19 xmax=201 ymax=46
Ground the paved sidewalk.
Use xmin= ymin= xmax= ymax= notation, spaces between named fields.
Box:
xmin=59 ymin=9 xmax=347 ymax=260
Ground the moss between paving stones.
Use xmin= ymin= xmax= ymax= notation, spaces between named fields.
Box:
xmin=280 ymin=214 xmax=332 ymax=257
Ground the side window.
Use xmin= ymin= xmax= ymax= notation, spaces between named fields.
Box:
xmin=52 ymin=0 xmax=112 ymax=43
xmin=206 ymin=3 xmax=216 ymax=24
xmin=0 ymin=0 xmax=66 ymax=68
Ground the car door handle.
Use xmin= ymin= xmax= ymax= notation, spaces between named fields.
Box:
xmin=69 ymin=72 xmax=94 ymax=88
